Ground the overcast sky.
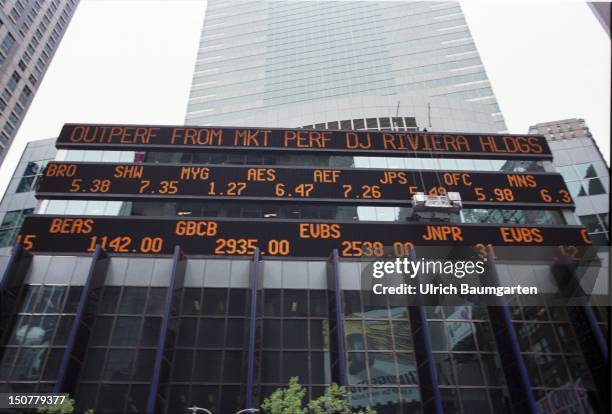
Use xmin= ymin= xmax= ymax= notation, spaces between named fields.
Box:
xmin=0 ymin=0 xmax=609 ymax=199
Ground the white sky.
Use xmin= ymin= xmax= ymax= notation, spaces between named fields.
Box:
xmin=0 ymin=0 xmax=609 ymax=199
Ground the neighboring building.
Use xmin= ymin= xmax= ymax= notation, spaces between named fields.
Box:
xmin=0 ymin=3 xmax=609 ymax=414
xmin=529 ymin=119 xmax=610 ymax=244
xmin=0 ymin=0 xmax=79 ymax=164
xmin=588 ymin=2 xmax=610 ymax=36
xmin=0 ymin=138 xmax=55 ymax=254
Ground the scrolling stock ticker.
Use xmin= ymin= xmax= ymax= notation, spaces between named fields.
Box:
xmin=36 ymin=162 xmax=574 ymax=209
xmin=16 ymin=216 xmax=593 ymax=258
xmin=18 ymin=123 xmax=593 ymax=259
xmin=55 ymin=123 xmax=552 ymax=159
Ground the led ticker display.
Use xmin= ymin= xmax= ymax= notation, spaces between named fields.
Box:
xmin=37 ymin=162 xmax=574 ymax=209
xmin=55 ymin=123 xmax=553 ymax=160
xmin=17 ymin=215 xmax=592 ymax=258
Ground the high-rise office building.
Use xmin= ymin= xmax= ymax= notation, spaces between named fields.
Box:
xmin=187 ymin=0 xmax=506 ymax=133
xmin=0 ymin=0 xmax=79 ymax=164
xmin=0 ymin=2 xmax=609 ymax=414
xmin=529 ymin=119 xmax=610 ymax=244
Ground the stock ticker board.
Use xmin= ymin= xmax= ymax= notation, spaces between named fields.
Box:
xmin=17 ymin=216 xmax=592 ymax=258
xmin=55 ymin=123 xmax=554 ymax=160
xmin=21 ymin=123 xmax=588 ymax=260
xmin=37 ymin=162 xmax=574 ymax=209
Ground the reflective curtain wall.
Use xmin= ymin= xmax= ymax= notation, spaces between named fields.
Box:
xmin=1 ymin=253 xmax=608 ymax=413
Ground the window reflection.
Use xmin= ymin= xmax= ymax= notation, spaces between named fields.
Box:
xmin=370 ymin=387 xmax=401 ymax=413
xmin=284 ymin=290 xmax=308 ymax=317
xmin=392 ymin=321 xmax=412 ymax=350
xmin=434 ymin=353 xmax=454 ymax=385
xmin=348 ymin=352 xmax=369 ymax=384
xmin=480 ymin=355 xmax=503 ymax=386
xmin=0 ymin=208 xmax=34 ymax=247
xmin=536 ymin=354 xmax=570 ymax=387
xmin=574 ymin=163 xmax=598 ymax=179
xmin=440 ymin=387 xmax=460 ymax=413
xmin=181 ymin=288 xmax=201 ymax=315
xmin=111 ymin=317 xmax=141 ymax=346
xmin=445 ymin=321 xmax=476 ymax=351
xmin=103 ymin=350 xmax=135 ymax=381
xmin=585 ymin=178 xmax=606 ymax=195
xmin=453 ymin=353 xmax=484 ymax=386
xmin=396 ymin=354 xmax=418 ymax=385
xmin=202 ymin=288 xmax=227 ymax=315
xmin=461 ymin=208 xmax=561 ymax=225
xmin=12 ymin=348 xmax=48 ymax=380
xmin=118 ymin=287 xmax=147 ymax=314
xmin=16 ymin=161 xmax=47 ymax=193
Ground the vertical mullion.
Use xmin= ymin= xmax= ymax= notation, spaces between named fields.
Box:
xmin=54 ymin=245 xmax=109 ymax=393
xmin=146 ymin=246 xmax=186 ymax=414
xmin=486 ymin=247 xmax=537 ymax=414
xmin=327 ymin=249 xmax=348 ymax=386
xmin=407 ymin=247 xmax=444 ymax=414
xmin=245 ymin=248 xmax=261 ymax=410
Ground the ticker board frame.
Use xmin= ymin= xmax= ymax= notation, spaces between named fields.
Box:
xmin=17 ymin=214 xmax=593 ymax=260
xmin=35 ymin=161 xmax=574 ymax=210
xmin=55 ymin=123 xmax=554 ymax=161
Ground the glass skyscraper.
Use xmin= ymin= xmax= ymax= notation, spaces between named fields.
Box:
xmin=529 ymin=118 xmax=610 ymax=244
xmin=187 ymin=0 xmax=506 ymax=132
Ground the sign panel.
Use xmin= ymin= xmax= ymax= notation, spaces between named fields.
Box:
xmin=55 ymin=123 xmax=553 ymax=160
xmin=37 ymin=162 xmax=574 ymax=209
xmin=17 ymin=215 xmax=592 ymax=258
